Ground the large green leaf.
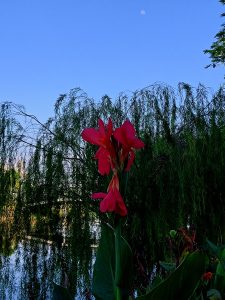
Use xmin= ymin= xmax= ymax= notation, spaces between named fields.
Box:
xmin=207 ymin=289 xmax=222 ymax=300
xmin=92 ymin=224 xmax=116 ymax=300
xmin=159 ymin=261 xmax=176 ymax=272
xmin=214 ymin=248 xmax=225 ymax=293
xmin=92 ymin=223 xmax=133 ymax=300
xmin=206 ymin=239 xmax=225 ymax=293
xmin=206 ymin=239 xmax=225 ymax=259
xmin=137 ymin=251 xmax=206 ymax=300
xmin=116 ymin=233 xmax=133 ymax=297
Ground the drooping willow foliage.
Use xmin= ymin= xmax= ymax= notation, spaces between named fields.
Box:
xmin=1 ymin=83 xmax=225 ymax=282
xmin=0 ymin=103 xmax=23 ymax=211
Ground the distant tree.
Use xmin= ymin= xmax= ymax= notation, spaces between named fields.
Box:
xmin=204 ymin=0 xmax=225 ymax=68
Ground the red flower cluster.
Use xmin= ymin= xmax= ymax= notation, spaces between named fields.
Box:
xmin=81 ymin=118 xmax=144 ymax=216
xmin=202 ymin=272 xmax=213 ymax=281
xmin=92 ymin=173 xmax=127 ymax=216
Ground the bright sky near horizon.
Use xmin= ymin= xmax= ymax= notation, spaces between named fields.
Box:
xmin=0 ymin=0 xmax=224 ymax=122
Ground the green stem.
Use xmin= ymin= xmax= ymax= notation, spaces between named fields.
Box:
xmin=115 ymin=220 xmax=122 ymax=300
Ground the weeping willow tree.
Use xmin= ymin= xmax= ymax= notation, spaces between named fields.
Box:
xmin=17 ymin=85 xmax=224 ymax=240
xmin=1 ymin=82 xmax=225 ymax=294
xmin=24 ymin=90 xmax=223 ymax=229
xmin=0 ymin=103 xmax=23 ymax=212
xmin=121 ymin=84 xmax=225 ymax=285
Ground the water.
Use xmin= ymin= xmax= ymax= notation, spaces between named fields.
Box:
xmin=0 ymin=212 xmax=99 ymax=300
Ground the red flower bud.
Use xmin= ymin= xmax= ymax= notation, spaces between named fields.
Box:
xmin=202 ymin=272 xmax=213 ymax=281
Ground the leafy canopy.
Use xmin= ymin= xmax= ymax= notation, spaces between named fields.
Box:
xmin=204 ymin=0 xmax=225 ymax=68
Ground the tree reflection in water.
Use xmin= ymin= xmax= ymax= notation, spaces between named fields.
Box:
xmin=0 ymin=213 xmax=97 ymax=300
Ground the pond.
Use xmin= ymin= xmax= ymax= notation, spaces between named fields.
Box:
xmin=0 ymin=206 xmax=100 ymax=300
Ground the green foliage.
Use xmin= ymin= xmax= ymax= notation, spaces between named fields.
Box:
xmin=0 ymin=103 xmax=23 ymax=210
xmin=93 ymin=224 xmax=115 ymax=300
xmin=93 ymin=223 xmax=133 ymax=300
xmin=137 ymin=251 xmax=206 ymax=300
xmin=207 ymin=289 xmax=222 ymax=300
xmin=206 ymin=239 xmax=225 ymax=294
xmin=204 ymin=0 xmax=225 ymax=68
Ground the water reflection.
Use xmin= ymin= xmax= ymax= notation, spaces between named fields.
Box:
xmin=0 ymin=206 xmax=99 ymax=300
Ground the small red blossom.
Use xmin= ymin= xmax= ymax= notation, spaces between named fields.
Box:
xmin=92 ymin=173 xmax=127 ymax=216
xmin=81 ymin=119 xmax=115 ymax=175
xmin=202 ymin=272 xmax=213 ymax=281
xmin=114 ymin=120 xmax=145 ymax=171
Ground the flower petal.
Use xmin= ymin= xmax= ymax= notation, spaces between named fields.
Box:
xmin=122 ymin=120 xmax=136 ymax=136
xmin=107 ymin=118 xmax=113 ymax=137
xmin=95 ymin=147 xmax=111 ymax=175
xmin=131 ymin=138 xmax=145 ymax=149
xmin=114 ymin=126 xmax=126 ymax=145
xmin=114 ymin=120 xmax=136 ymax=145
xmin=81 ymin=128 xmax=102 ymax=145
xmin=114 ymin=120 xmax=144 ymax=149
xmin=92 ymin=192 xmax=107 ymax=199
xmin=114 ymin=189 xmax=127 ymax=216
xmin=100 ymin=191 xmax=116 ymax=213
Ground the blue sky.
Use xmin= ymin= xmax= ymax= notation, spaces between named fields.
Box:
xmin=0 ymin=0 xmax=224 ymax=122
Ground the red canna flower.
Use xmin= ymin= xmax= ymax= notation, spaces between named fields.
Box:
xmin=114 ymin=120 xmax=144 ymax=171
xmin=202 ymin=272 xmax=213 ymax=281
xmin=92 ymin=173 xmax=127 ymax=216
xmin=81 ymin=118 xmax=113 ymax=148
xmin=81 ymin=118 xmax=144 ymax=216
xmin=81 ymin=119 xmax=115 ymax=175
